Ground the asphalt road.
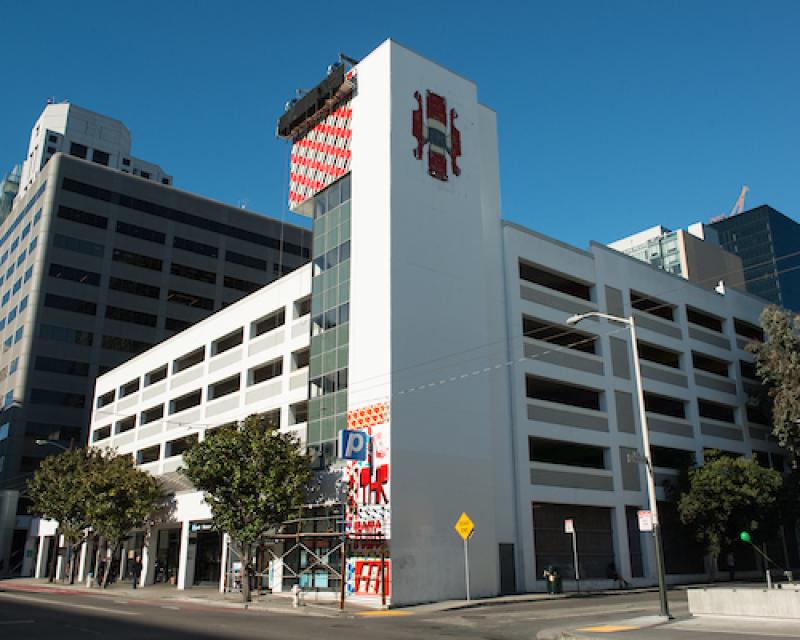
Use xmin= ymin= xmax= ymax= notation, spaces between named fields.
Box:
xmin=0 ymin=585 xmax=793 ymax=639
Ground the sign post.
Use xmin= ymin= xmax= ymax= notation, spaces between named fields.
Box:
xmin=454 ymin=512 xmax=475 ymax=601
xmin=637 ymin=510 xmax=653 ymax=532
xmin=565 ymin=519 xmax=579 ymax=592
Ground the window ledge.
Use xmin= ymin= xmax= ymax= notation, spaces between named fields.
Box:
xmin=530 ymin=460 xmax=611 ymax=476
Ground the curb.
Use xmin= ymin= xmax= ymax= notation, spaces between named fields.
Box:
xmin=535 ymin=615 xmax=672 ymax=640
xmin=403 ymin=586 xmax=663 ymax=614
xmin=1 ymin=580 xmax=355 ymax=616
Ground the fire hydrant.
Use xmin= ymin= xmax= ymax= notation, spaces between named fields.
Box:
xmin=291 ymin=584 xmax=304 ymax=608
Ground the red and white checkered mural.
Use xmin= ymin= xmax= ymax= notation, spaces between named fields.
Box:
xmin=288 ymin=100 xmax=353 ymax=209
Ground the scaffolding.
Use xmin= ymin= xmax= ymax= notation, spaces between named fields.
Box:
xmin=221 ymin=505 xmax=389 ymax=607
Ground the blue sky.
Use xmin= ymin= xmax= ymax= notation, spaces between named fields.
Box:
xmin=1 ymin=1 xmax=798 ymax=246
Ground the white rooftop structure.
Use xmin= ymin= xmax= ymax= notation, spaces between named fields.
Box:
xmin=19 ymin=102 xmax=171 ymax=194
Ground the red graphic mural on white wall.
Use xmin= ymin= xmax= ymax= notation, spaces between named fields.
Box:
xmin=412 ymin=90 xmax=462 ymax=181
xmin=344 ymin=401 xmax=391 ymax=597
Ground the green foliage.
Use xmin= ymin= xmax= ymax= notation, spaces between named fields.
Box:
xmin=27 ymin=447 xmax=100 ymax=545
xmin=677 ymin=451 xmax=783 ymax=558
xmin=748 ymin=306 xmax=800 ymax=467
xmin=181 ymin=414 xmax=312 ymax=545
xmin=180 ymin=414 xmax=312 ymax=601
xmin=28 ymin=446 xmax=164 ymax=585
xmin=86 ymin=449 xmax=165 ymax=551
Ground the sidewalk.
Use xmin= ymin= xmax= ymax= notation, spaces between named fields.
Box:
xmin=402 ymin=585 xmax=673 ymax=614
xmin=536 ymin=615 xmax=671 ymax=639
xmin=409 ymin=580 xmax=796 ymax=613
xmin=0 ymin=577 xmax=359 ymax=616
xmin=536 ymin=614 xmax=800 ymax=639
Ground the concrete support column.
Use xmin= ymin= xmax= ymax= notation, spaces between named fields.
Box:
xmin=612 ymin=505 xmax=632 ymax=581
xmin=219 ymin=533 xmax=229 ymax=593
xmin=55 ymin=534 xmax=66 ymax=580
xmin=34 ymin=535 xmax=48 ymax=578
xmin=0 ymin=490 xmax=20 ymax=577
xmin=21 ymin=535 xmax=38 ymax=577
xmin=119 ymin=541 xmax=128 ymax=580
xmin=641 ymin=526 xmax=657 ymax=583
xmin=77 ymin=537 xmax=89 ymax=582
xmin=177 ymin=521 xmax=191 ymax=590
xmin=141 ymin=528 xmax=156 ymax=587
xmin=522 ymin=496 xmax=538 ymax=591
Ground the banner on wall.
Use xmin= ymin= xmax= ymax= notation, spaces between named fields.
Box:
xmin=288 ymin=99 xmax=353 ymax=209
xmin=344 ymin=401 xmax=391 ymax=596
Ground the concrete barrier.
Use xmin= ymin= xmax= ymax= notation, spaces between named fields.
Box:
xmin=688 ymin=587 xmax=800 ymax=619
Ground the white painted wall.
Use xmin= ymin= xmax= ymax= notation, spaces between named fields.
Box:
xmin=87 ymin=266 xmax=311 ymax=540
xmin=352 ymin=41 xmax=508 ymax=605
xmin=504 ymin=223 xmax=780 ymax=592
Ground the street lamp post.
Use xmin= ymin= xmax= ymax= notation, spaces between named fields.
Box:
xmin=34 ymin=440 xmax=69 ymax=451
xmin=566 ymin=311 xmax=671 ymax=619
xmin=34 ymin=439 xmax=70 ymax=582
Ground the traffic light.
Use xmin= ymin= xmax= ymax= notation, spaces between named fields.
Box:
xmin=739 ymin=531 xmax=752 ymax=543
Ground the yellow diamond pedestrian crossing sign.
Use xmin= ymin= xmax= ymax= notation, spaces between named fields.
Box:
xmin=454 ymin=512 xmax=474 ymax=540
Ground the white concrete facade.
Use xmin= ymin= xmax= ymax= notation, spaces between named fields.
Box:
xmin=40 ymin=266 xmax=313 ymax=587
xmin=30 ymin=40 xmax=794 ymax=605
xmin=88 ymin=264 xmax=310 ymax=463
xmin=504 ymin=224 xmax=785 ymax=593
xmin=20 ymin=102 xmax=171 ymax=194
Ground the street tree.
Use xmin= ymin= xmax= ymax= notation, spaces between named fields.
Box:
xmin=677 ymin=451 xmax=783 ymax=573
xmin=180 ymin=414 xmax=312 ymax=603
xmin=87 ymin=449 xmax=165 ymax=587
xmin=27 ymin=447 xmax=104 ymax=583
xmin=748 ymin=305 xmax=800 ymax=467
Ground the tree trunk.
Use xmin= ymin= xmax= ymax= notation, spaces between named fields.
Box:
xmin=69 ymin=541 xmax=79 ymax=584
xmin=93 ymin=537 xmax=103 ymax=587
xmin=242 ymin=543 xmax=252 ymax=603
xmin=48 ymin=529 xmax=59 ymax=583
xmin=102 ymin=542 xmax=119 ymax=588
xmin=708 ymin=551 xmax=719 ymax=582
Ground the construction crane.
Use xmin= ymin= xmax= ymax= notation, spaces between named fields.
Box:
xmin=728 ymin=185 xmax=749 ymax=217
xmin=710 ymin=185 xmax=749 ymax=224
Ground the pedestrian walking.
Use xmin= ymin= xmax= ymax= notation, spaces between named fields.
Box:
xmin=606 ymin=562 xmax=630 ymax=589
xmin=97 ymin=559 xmax=107 ymax=588
xmin=131 ymin=556 xmax=142 ymax=589
xmin=726 ymin=551 xmax=736 ymax=581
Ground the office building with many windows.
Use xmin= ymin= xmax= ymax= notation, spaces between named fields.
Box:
xmin=26 ymin=41 xmax=796 ymax=605
xmin=710 ymin=205 xmax=800 ymax=312
xmin=0 ymin=105 xmax=312 ymax=575
xmin=609 ymin=223 xmax=746 ymax=293
xmin=18 ymin=102 xmax=172 ymax=195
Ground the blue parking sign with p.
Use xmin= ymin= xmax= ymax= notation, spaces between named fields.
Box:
xmin=339 ymin=429 xmax=368 ymax=461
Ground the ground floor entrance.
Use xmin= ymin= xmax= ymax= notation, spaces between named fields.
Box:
xmin=155 ymin=528 xmax=181 ymax=585
xmin=193 ymin=530 xmax=221 ymax=585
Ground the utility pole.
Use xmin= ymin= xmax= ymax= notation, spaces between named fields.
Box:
xmin=567 ymin=312 xmax=671 ymax=619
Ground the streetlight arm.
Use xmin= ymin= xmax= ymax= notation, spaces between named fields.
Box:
xmin=35 ymin=440 xmax=69 ymax=451
xmin=566 ymin=311 xmax=632 ymax=327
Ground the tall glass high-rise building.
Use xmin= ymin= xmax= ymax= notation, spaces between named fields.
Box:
xmin=710 ymin=205 xmax=800 ymax=312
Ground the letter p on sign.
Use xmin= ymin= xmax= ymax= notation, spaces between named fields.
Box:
xmin=339 ymin=429 xmax=368 ymax=461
